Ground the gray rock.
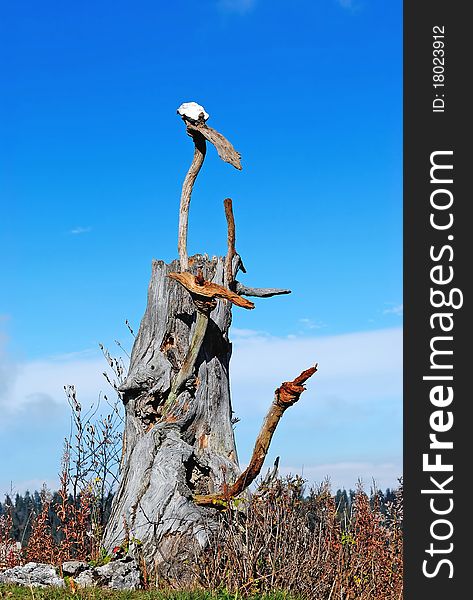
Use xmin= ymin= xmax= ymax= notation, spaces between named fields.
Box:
xmin=74 ymin=569 xmax=97 ymax=588
xmin=0 ymin=562 xmax=64 ymax=588
xmin=0 ymin=558 xmax=141 ymax=591
xmin=62 ymin=560 xmax=89 ymax=577
xmin=95 ymin=558 xmax=141 ymax=590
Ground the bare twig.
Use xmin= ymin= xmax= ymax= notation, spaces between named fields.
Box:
xmin=125 ymin=319 xmax=135 ymax=338
xmin=194 ymin=365 xmax=317 ymax=506
xmin=224 ymin=198 xmax=236 ymax=288
xmin=255 ymin=456 xmax=280 ymax=497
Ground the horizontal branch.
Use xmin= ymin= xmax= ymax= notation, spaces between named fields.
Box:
xmin=168 ymin=271 xmax=254 ymax=309
xmin=194 ymin=365 xmax=317 ymax=507
xmin=235 ymin=282 xmax=291 ymax=298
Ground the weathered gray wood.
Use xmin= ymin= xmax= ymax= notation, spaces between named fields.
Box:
xmin=177 ymin=111 xmax=241 ymax=272
xmin=177 ymin=132 xmax=206 ymax=271
xmin=224 ymin=198 xmax=236 ymax=287
xmin=162 ymin=310 xmax=210 ymax=416
xmin=103 ymin=255 xmax=241 ymax=580
xmin=235 ymin=281 xmax=292 ymax=298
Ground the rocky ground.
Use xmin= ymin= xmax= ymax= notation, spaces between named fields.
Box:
xmin=0 ymin=558 xmax=141 ymax=590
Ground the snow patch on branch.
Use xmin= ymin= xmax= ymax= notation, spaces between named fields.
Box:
xmin=177 ymin=102 xmax=209 ymax=123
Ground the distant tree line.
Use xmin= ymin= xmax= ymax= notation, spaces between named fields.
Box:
xmin=0 ymin=484 xmax=399 ymax=545
xmin=0 ymin=489 xmax=114 ymax=546
xmin=334 ymin=487 xmax=399 ymax=522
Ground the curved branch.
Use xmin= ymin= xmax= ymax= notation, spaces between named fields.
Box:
xmin=176 ymin=103 xmax=242 ymax=270
xmin=178 ymin=131 xmax=207 ymax=271
xmin=194 ymin=365 xmax=317 ymax=507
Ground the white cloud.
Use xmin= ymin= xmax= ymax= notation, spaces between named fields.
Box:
xmin=278 ymin=460 xmax=402 ymax=493
xmin=383 ymin=303 xmax=403 ymax=316
xmin=0 ymin=334 xmax=17 ymax=404
xmin=2 ymin=327 xmax=401 ymax=416
xmin=229 ymin=327 xmax=402 ymax=490
xmin=231 ymin=327 xmax=266 ymax=338
xmin=0 ymin=327 xmax=402 ymax=493
xmin=336 ymin=0 xmax=363 ymax=12
xmin=1 ymin=326 xmax=402 ymax=430
xmin=69 ymin=226 xmax=92 ymax=235
xmin=230 ymin=326 xmax=402 ymax=405
xmin=0 ymin=348 xmax=109 ymax=420
xmin=0 ymin=478 xmax=60 ymax=498
xmin=298 ymin=318 xmax=326 ymax=331
xmin=217 ymin=0 xmax=257 ymax=15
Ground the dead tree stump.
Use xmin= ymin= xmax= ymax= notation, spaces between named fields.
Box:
xmin=103 ymin=255 xmax=242 ymax=579
xmin=102 ymin=103 xmax=315 ymax=581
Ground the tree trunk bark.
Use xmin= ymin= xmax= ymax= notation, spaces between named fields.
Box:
xmin=102 ymin=254 xmax=240 ymax=581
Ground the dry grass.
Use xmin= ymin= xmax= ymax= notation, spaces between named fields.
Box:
xmin=24 ymin=489 xmax=55 ymax=565
xmin=195 ymin=477 xmax=403 ymax=600
xmin=0 ymin=587 xmax=300 ymax=600
xmin=1 ymin=343 xmax=402 ymax=598
xmin=0 ymin=513 xmax=20 ymax=569
xmin=1 ymin=477 xmax=403 ymax=599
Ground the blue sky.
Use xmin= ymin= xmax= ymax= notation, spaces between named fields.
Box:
xmin=0 ymin=0 xmax=402 ymax=495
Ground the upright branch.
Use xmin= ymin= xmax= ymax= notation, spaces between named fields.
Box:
xmin=224 ymin=198 xmax=236 ymax=288
xmin=177 ymin=102 xmax=242 ymax=271
xmin=194 ymin=365 xmax=317 ymax=507
xmin=222 ymin=197 xmax=290 ymax=297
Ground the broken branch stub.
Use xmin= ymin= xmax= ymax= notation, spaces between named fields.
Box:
xmin=186 ymin=122 xmax=242 ymax=170
xmin=224 ymin=198 xmax=236 ymax=288
xmin=276 ymin=366 xmax=317 ymax=407
xmin=235 ymin=282 xmax=292 ymax=298
xmin=194 ymin=365 xmax=318 ymax=507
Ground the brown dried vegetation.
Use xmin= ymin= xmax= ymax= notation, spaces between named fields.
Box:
xmin=196 ymin=476 xmax=403 ymax=600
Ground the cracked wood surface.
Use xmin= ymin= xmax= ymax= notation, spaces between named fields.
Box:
xmin=103 ymin=255 xmax=241 ymax=578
